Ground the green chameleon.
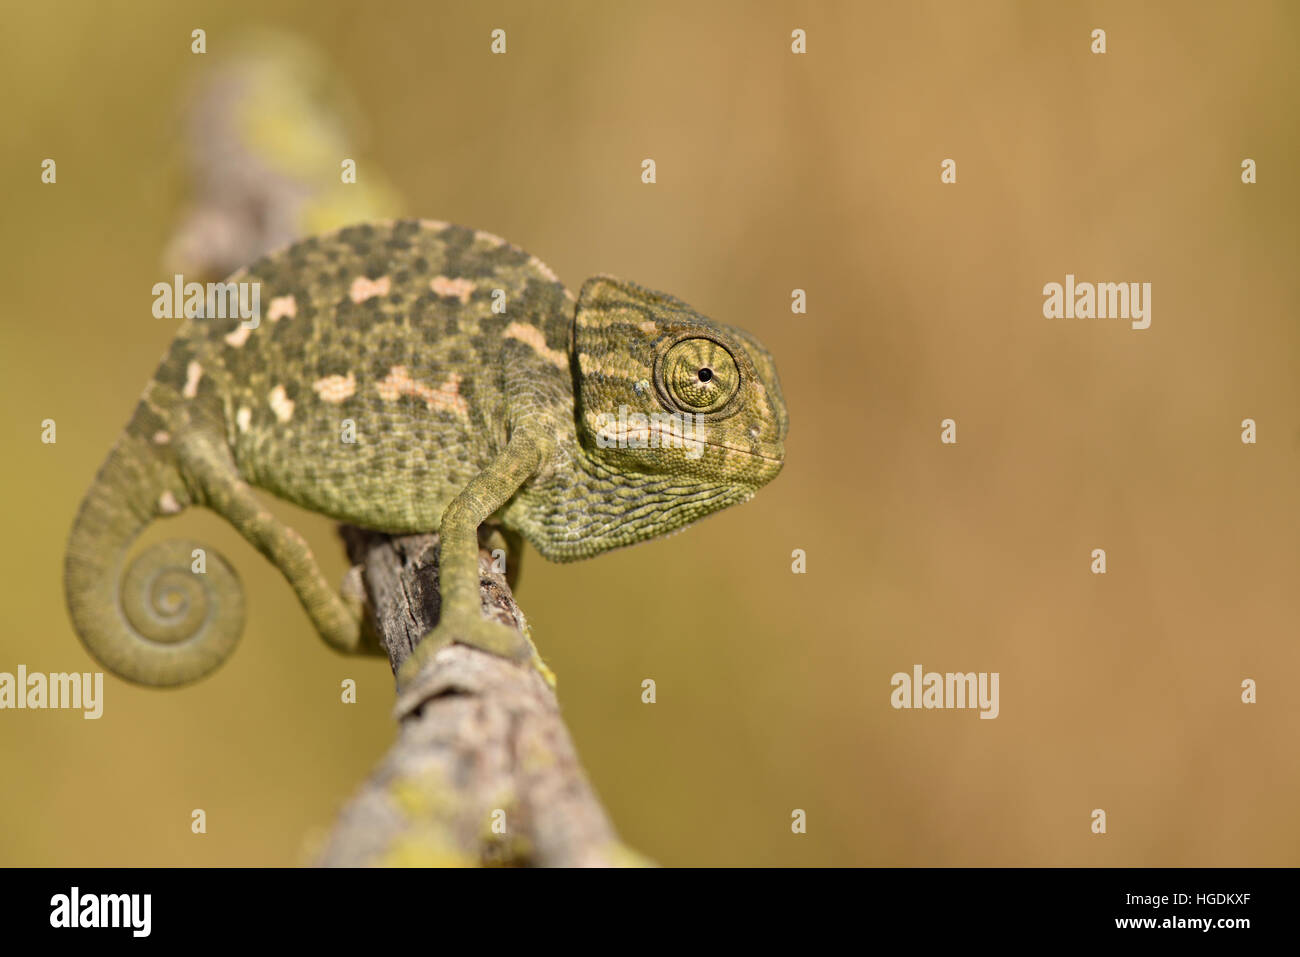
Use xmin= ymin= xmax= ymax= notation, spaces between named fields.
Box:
xmin=64 ymin=220 xmax=788 ymax=706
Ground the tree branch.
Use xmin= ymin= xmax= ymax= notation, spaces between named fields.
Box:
xmin=315 ymin=526 xmax=644 ymax=867
xmin=163 ymin=44 xmax=626 ymax=866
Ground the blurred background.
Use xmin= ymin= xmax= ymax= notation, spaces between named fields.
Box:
xmin=1 ymin=0 xmax=1297 ymax=866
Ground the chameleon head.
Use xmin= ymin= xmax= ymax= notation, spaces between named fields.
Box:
xmin=572 ymin=276 xmax=787 ymax=499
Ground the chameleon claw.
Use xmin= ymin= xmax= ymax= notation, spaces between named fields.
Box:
xmin=392 ymin=613 xmax=551 ymax=717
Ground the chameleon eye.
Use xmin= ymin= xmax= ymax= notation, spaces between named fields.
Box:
xmin=659 ymin=338 xmax=739 ymax=414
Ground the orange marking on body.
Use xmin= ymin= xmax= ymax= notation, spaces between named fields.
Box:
xmin=349 ymin=276 xmax=391 ymax=303
xmin=312 ymin=372 xmax=357 ymax=404
xmin=528 ymin=256 xmax=559 ymax=282
xmin=431 ymin=276 xmax=477 ymax=304
xmin=375 ymin=365 xmax=469 ymax=420
xmin=504 ymin=321 xmax=568 ymax=369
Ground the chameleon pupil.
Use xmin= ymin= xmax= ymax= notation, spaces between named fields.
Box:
xmin=698 ymin=368 xmax=713 ymax=382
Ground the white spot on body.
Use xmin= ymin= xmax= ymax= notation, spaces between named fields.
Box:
xmin=474 ymin=229 xmax=508 ymax=248
xmin=584 ymin=409 xmax=696 ymax=449
xmin=269 ymin=385 xmax=295 ymax=423
xmin=158 ymin=491 xmax=183 ymax=515
xmin=152 ymin=431 xmax=171 ymax=445
xmin=504 ymin=321 xmax=568 ymax=369
xmin=236 ymin=407 xmax=252 ymax=432
xmin=430 ymin=276 xmax=477 ymax=304
xmin=224 ymin=325 xmax=253 ymax=348
xmin=268 ymin=295 xmax=297 ymax=322
xmin=182 ymin=361 xmax=203 ymax=398
xmin=349 ymin=275 xmax=391 ymax=303
xmin=312 ymin=372 xmax=357 ymax=404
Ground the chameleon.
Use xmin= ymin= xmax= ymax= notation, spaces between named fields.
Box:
xmin=64 ymin=219 xmax=788 ymax=706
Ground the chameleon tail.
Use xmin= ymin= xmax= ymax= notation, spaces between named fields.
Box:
xmin=63 ymin=427 xmax=244 ymax=687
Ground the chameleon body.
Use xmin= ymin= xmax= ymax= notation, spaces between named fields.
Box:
xmin=64 ymin=220 xmax=787 ymax=694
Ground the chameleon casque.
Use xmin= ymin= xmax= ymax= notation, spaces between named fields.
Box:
xmin=64 ymin=219 xmax=787 ymax=700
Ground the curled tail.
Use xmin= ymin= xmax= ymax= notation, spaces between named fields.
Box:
xmin=64 ymin=424 xmax=244 ymax=687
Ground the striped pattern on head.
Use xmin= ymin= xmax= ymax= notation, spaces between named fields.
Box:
xmin=572 ymin=276 xmax=786 ymax=492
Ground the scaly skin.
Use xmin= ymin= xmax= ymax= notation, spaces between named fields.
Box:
xmin=63 ymin=220 xmax=788 ymax=692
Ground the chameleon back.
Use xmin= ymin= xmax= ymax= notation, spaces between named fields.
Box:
xmin=161 ymin=219 xmax=576 ymax=531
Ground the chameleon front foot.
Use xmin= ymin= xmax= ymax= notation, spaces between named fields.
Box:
xmin=393 ymin=612 xmax=554 ymax=716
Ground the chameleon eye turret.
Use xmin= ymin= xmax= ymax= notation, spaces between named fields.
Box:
xmin=65 ymin=221 xmax=787 ymax=689
xmin=656 ymin=337 xmax=741 ymax=415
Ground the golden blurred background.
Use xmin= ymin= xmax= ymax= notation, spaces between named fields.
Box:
xmin=1 ymin=0 xmax=1297 ymax=866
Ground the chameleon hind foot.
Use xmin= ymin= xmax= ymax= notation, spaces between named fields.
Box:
xmin=393 ymin=611 xmax=554 ymax=716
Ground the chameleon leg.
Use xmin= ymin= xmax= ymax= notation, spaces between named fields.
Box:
xmin=395 ymin=434 xmax=547 ymax=695
xmin=178 ymin=435 xmax=373 ymax=657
